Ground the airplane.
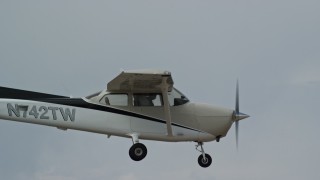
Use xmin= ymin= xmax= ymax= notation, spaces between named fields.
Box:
xmin=0 ymin=69 xmax=249 ymax=168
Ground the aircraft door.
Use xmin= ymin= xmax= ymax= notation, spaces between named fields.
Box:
xmin=130 ymin=93 xmax=166 ymax=134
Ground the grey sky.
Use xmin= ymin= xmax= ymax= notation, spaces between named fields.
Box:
xmin=0 ymin=0 xmax=319 ymax=179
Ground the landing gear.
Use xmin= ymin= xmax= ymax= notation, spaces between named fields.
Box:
xmin=196 ymin=142 xmax=212 ymax=168
xmin=198 ymin=153 xmax=212 ymax=168
xmin=129 ymin=143 xmax=147 ymax=161
xmin=129 ymin=133 xmax=147 ymax=161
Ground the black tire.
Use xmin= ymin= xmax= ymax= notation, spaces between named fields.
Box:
xmin=198 ymin=154 xmax=212 ymax=168
xmin=129 ymin=143 xmax=147 ymax=161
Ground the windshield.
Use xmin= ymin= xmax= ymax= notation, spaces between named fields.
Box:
xmin=168 ymin=88 xmax=189 ymax=106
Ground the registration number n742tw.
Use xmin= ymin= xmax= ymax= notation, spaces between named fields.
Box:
xmin=7 ymin=103 xmax=76 ymax=122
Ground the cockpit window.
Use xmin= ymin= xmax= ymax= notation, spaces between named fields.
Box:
xmin=168 ymin=88 xmax=189 ymax=106
xmin=100 ymin=94 xmax=128 ymax=106
xmin=133 ymin=94 xmax=163 ymax=106
xmin=86 ymin=88 xmax=188 ymax=107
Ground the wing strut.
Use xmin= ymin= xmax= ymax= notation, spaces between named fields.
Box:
xmin=162 ymin=76 xmax=173 ymax=136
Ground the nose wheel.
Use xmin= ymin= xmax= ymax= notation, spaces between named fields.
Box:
xmin=198 ymin=153 xmax=212 ymax=168
xmin=196 ymin=142 xmax=212 ymax=168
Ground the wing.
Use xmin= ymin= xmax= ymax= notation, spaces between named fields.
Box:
xmin=107 ymin=69 xmax=174 ymax=93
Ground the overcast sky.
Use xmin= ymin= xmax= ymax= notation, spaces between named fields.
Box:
xmin=0 ymin=0 xmax=319 ymax=180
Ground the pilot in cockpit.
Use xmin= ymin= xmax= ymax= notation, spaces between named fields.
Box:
xmin=134 ymin=94 xmax=156 ymax=106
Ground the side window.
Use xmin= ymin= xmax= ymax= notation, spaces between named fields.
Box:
xmin=100 ymin=94 xmax=128 ymax=106
xmin=133 ymin=94 xmax=163 ymax=107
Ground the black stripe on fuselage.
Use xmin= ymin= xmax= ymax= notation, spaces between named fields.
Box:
xmin=34 ymin=98 xmax=203 ymax=133
xmin=0 ymin=86 xmax=67 ymax=99
xmin=0 ymin=86 xmax=203 ymax=133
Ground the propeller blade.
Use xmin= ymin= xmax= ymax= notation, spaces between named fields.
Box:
xmin=236 ymin=80 xmax=239 ymax=114
xmin=233 ymin=80 xmax=249 ymax=150
xmin=236 ymin=121 xmax=239 ymax=150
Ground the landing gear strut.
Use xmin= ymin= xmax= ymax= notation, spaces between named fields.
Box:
xmin=129 ymin=134 xmax=147 ymax=161
xmin=196 ymin=142 xmax=212 ymax=168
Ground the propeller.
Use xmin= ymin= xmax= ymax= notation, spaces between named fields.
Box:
xmin=233 ymin=80 xmax=249 ymax=150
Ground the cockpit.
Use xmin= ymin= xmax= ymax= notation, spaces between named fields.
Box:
xmin=85 ymin=88 xmax=190 ymax=107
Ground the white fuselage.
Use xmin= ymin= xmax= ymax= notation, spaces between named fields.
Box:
xmin=0 ymin=98 xmax=234 ymax=143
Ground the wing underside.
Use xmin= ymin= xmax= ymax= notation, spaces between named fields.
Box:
xmin=107 ymin=69 xmax=174 ymax=93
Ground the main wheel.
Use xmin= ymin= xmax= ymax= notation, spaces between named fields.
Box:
xmin=129 ymin=143 xmax=147 ymax=161
xmin=198 ymin=154 xmax=212 ymax=168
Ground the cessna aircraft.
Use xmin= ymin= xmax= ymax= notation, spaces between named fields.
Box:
xmin=0 ymin=69 xmax=249 ymax=168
